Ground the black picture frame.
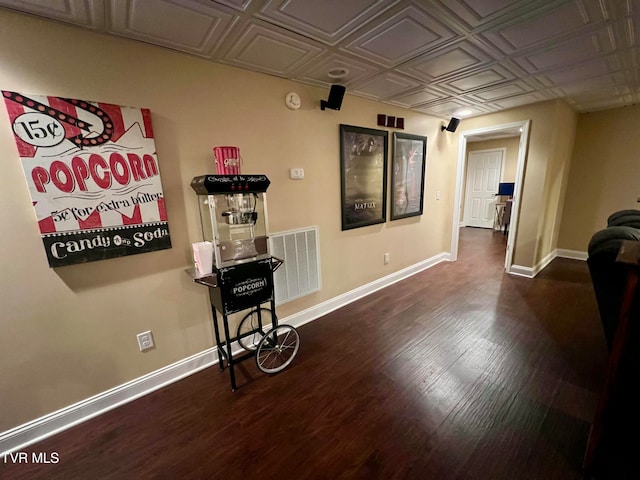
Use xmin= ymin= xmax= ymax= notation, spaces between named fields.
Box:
xmin=340 ymin=124 xmax=388 ymax=230
xmin=391 ymin=132 xmax=427 ymax=220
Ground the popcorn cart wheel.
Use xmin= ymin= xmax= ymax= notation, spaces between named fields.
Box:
xmin=256 ymin=324 xmax=300 ymax=374
xmin=237 ymin=307 xmax=300 ymax=374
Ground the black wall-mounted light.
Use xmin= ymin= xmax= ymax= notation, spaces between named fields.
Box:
xmin=320 ymin=84 xmax=346 ymax=111
xmin=441 ymin=117 xmax=461 ymax=132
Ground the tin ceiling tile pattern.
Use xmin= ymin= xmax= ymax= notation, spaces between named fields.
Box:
xmin=536 ymin=55 xmax=623 ymax=88
xmin=386 ymin=88 xmax=447 ymax=108
xmin=221 ymin=20 xmax=323 ymax=76
xmin=291 ymin=52 xmax=381 ymax=88
xmin=257 ymin=0 xmax=398 ymax=46
xmin=453 ymin=0 xmax=524 ymax=19
xmin=209 ymin=0 xmax=253 ymax=12
xmin=514 ymin=27 xmax=616 ymax=74
xmin=396 ymin=40 xmax=495 ymax=82
xmin=352 ymin=71 xmax=421 ymax=100
xmin=480 ymin=1 xmax=607 ymax=54
xmin=436 ymin=0 xmax=558 ymax=30
xmin=466 ymin=80 xmax=535 ymax=102
xmin=343 ymin=4 xmax=460 ymax=67
xmin=2 ymin=0 xmax=640 ymax=118
xmin=439 ymin=64 xmax=519 ymax=95
xmin=554 ymin=72 xmax=629 ymax=96
xmin=0 ymin=0 xmax=103 ymax=28
xmin=109 ymin=0 xmax=237 ymax=57
xmin=490 ymin=91 xmax=551 ymax=110
xmin=414 ymin=98 xmax=479 ymax=117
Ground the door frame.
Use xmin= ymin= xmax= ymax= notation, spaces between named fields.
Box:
xmin=450 ymin=120 xmax=530 ymax=273
xmin=462 ymin=147 xmax=506 ymax=228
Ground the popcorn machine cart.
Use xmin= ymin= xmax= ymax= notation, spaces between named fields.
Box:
xmin=190 ymin=174 xmax=299 ymax=391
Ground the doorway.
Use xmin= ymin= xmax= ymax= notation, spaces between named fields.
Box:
xmin=450 ymin=120 xmax=530 ymax=273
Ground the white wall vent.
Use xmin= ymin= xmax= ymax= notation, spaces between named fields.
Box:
xmin=269 ymin=226 xmax=321 ymax=304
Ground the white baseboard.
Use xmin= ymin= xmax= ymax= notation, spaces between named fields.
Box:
xmin=556 ymin=248 xmax=588 ymax=261
xmin=508 ymin=248 xmax=588 ymax=279
xmin=533 ymin=249 xmax=556 ymax=276
xmin=0 ymin=251 xmax=450 ymax=456
xmin=283 ymin=252 xmax=451 ymax=328
xmin=0 ymin=348 xmax=218 ymax=456
xmin=508 ymin=264 xmax=535 ymax=278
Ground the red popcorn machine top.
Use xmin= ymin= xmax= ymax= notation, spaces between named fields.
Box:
xmin=189 ymin=174 xmax=299 ymax=391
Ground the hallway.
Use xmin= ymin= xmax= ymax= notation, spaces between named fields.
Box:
xmin=1 ymin=227 xmax=608 ymax=480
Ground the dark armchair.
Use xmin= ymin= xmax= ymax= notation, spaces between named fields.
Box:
xmin=585 ymin=210 xmax=640 ymax=477
xmin=587 ymin=219 xmax=640 ymax=348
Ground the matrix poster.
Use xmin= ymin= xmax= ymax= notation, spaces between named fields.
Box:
xmin=339 ymin=124 xmax=388 ymax=230
xmin=2 ymin=91 xmax=172 ymax=267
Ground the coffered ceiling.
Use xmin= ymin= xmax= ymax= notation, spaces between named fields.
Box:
xmin=1 ymin=0 xmax=639 ymax=119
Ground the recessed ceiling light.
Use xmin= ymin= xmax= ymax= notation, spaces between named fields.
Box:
xmin=328 ymin=67 xmax=349 ymax=79
xmin=455 ymin=109 xmax=473 ymax=117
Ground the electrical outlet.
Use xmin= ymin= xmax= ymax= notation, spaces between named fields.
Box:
xmin=136 ymin=330 xmax=155 ymax=352
xmin=436 ymin=190 xmax=441 ymax=200
xmin=289 ymin=168 xmax=304 ymax=180
xmin=384 ymin=252 xmax=390 ymax=264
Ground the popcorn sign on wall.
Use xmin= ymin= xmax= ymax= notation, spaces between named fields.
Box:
xmin=2 ymin=91 xmax=172 ymax=267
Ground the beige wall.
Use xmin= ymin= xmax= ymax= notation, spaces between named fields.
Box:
xmin=558 ymin=104 xmax=640 ymax=251
xmin=0 ymin=11 xmax=458 ymax=430
xmin=467 ymin=137 xmax=520 ymax=182
xmin=537 ymin=101 xmax=578 ymax=258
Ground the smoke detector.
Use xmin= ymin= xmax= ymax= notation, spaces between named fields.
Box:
xmin=328 ymin=67 xmax=349 ymax=80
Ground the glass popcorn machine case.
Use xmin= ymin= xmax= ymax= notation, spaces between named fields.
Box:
xmin=190 ymin=174 xmax=271 ymax=268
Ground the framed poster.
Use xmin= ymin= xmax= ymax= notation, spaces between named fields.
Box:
xmin=340 ymin=124 xmax=388 ymax=230
xmin=2 ymin=91 xmax=172 ymax=267
xmin=391 ymin=132 xmax=427 ymax=220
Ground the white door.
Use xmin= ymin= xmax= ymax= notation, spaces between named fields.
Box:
xmin=463 ymin=150 xmax=504 ymax=228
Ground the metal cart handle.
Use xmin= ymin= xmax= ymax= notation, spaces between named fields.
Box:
xmin=270 ymin=256 xmax=284 ymax=272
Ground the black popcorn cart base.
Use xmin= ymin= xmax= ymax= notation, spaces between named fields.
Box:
xmin=190 ymin=174 xmax=299 ymax=391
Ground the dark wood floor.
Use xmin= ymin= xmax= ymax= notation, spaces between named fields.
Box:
xmin=1 ymin=228 xmax=616 ymax=479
